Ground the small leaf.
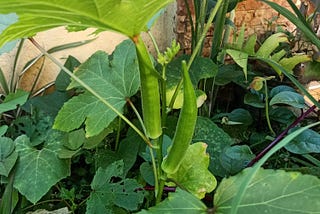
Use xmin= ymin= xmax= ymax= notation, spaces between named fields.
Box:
xmin=140 ymin=162 xmax=155 ymax=186
xmin=279 ymin=54 xmax=311 ymax=71
xmin=0 ymin=137 xmax=18 ymax=177
xmin=226 ymin=49 xmax=248 ymax=79
xmin=256 ymin=32 xmax=288 ymax=58
xmin=86 ymin=160 xmax=144 ymax=213
xmin=167 ymin=143 xmax=217 ymax=199
xmin=285 ymin=128 xmax=320 ymax=154
xmin=227 ymin=108 xmax=253 ymax=126
xmin=244 ymin=93 xmax=265 ymax=108
xmin=243 ymin=34 xmax=257 ymax=55
xmin=269 ymin=85 xmax=296 ymax=97
xmin=193 ymin=117 xmax=234 ymax=177
xmin=220 ymin=145 xmax=255 ymax=175
xmin=214 ymin=168 xmax=320 ymax=213
xmin=138 ymin=188 xmax=207 ymax=214
xmin=270 ymin=91 xmax=305 ymax=108
xmin=0 ymin=90 xmax=29 ymax=114
xmin=14 ymin=135 xmax=70 ymax=204
xmin=249 ymin=77 xmax=264 ymax=91
xmin=54 ymin=40 xmax=140 ymax=137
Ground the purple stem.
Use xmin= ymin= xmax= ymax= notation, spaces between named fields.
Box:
xmin=247 ymin=105 xmax=317 ymax=167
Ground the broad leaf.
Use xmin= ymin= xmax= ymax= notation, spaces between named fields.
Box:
xmin=0 ymin=0 xmax=174 ymax=47
xmin=0 ymin=137 xmax=18 ymax=177
xmin=0 ymin=13 xmax=18 ymax=54
xmin=270 ymin=91 xmax=305 ymax=108
xmin=0 ymin=90 xmax=29 ymax=114
xmin=285 ymin=128 xmax=320 ymax=154
xmin=138 ymin=188 xmax=207 ymax=214
xmin=244 ymin=93 xmax=265 ymax=108
xmin=214 ymin=168 xmax=320 ymax=214
xmin=86 ymin=160 xmax=144 ymax=213
xmin=167 ymin=143 xmax=217 ymax=199
xmin=54 ymin=40 xmax=140 ymax=137
xmin=192 ymin=117 xmax=234 ymax=177
xmin=14 ymin=135 xmax=70 ymax=204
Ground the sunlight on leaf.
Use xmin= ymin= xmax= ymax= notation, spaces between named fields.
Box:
xmin=167 ymin=142 xmax=217 ymax=199
xmin=0 ymin=0 xmax=174 ymax=47
xmin=54 ymin=40 xmax=140 ymax=137
xmin=215 ymin=168 xmax=320 ymax=214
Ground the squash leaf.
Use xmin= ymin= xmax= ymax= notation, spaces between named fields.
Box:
xmin=54 ymin=40 xmax=140 ymax=137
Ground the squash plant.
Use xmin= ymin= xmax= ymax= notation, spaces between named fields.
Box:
xmin=0 ymin=0 xmax=320 ymax=213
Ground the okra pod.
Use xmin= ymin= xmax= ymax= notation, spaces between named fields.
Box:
xmin=134 ymin=35 xmax=162 ymax=139
xmin=161 ymin=60 xmax=197 ymax=174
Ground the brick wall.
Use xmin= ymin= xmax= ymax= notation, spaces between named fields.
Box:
xmin=176 ymin=0 xmax=315 ymax=56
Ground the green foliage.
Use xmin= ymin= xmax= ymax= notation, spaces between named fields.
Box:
xmin=0 ymin=137 xmax=17 ymax=177
xmin=54 ymin=40 xmax=140 ymax=137
xmin=14 ymin=135 xmax=70 ymax=204
xmin=0 ymin=0 xmax=174 ymax=45
xmin=138 ymin=188 xmax=207 ymax=214
xmin=0 ymin=90 xmax=29 ymax=114
xmin=269 ymin=91 xmax=305 ymax=108
xmin=214 ymin=168 xmax=320 ymax=214
xmin=86 ymin=160 xmax=144 ymax=213
xmin=167 ymin=143 xmax=217 ymax=199
xmin=286 ymin=128 xmax=320 ymax=154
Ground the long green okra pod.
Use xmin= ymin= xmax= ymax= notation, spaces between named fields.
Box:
xmin=161 ymin=60 xmax=197 ymax=174
xmin=134 ymin=35 xmax=162 ymax=139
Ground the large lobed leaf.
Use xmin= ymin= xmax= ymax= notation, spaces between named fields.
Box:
xmin=214 ymin=168 xmax=320 ymax=214
xmin=54 ymin=40 xmax=140 ymax=137
xmin=13 ymin=135 xmax=70 ymax=204
xmin=0 ymin=0 xmax=174 ymax=47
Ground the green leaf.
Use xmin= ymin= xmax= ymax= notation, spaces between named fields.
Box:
xmin=13 ymin=135 xmax=70 ymax=204
xmin=285 ymin=128 xmax=320 ymax=154
xmin=269 ymin=85 xmax=296 ymax=97
xmin=0 ymin=125 xmax=8 ymax=136
xmin=193 ymin=117 xmax=234 ymax=177
xmin=167 ymin=143 xmax=217 ymax=199
xmin=166 ymin=55 xmax=217 ymax=109
xmin=226 ymin=49 xmax=248 ymax=79
xmin=0 ymin=137 xmax=18 ymax=177
xmin=140 ymin=162 xmax=155 ymax=186
xmin=55 ymin=55 xmax=81 ymax=91
xmin=54 ymin=40 xmax=140 ymax=137
xmin=279 ymin=55 xmax=311 ymax=72
xmin=86 ymin=160 xmax=144 ymax=213
xmin=220 ymin=145 xmax=255 ymax=175
xmin=138 ymin=188 xmax=207 ymax=214
xmin=270 ymin=107 xmax=296 ymax=125
xmin=215 ymin=168 xmax=320 ymax=214
xmin=244 ymin=93 xmax=265 ymax=108
xmin=270 ymin=91 xmax=305 ymax=108
xmin=0 ymin=0 xmax=174 ymax=47
xmin=227 ymin=108 xmax=253 ymax=126
xmin=243 ymin=34 xmax=257 ymax=55
xmin=215 ymin=64 xmax=243 ymax=86
xmin=0 ymin=90 xmax=29 ymax=114
xmin=0 ymin=13 xmax=18 ymax=55
xmin=256 ymin=32 xmax=288 ymax=58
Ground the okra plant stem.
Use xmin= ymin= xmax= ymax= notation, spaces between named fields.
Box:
xmin=29 ymin=38 xmax=152 ymax=147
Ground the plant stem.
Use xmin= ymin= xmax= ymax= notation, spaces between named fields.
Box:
xmin=247 ymin=104 xmax=317 ymax=167
xmin=264 ymin=80 xmax=275 ymax=136
xmin=29 ymin=37 xmax=152 ymax=147
xmin=168 ymin=0 xmax=223 ymax=109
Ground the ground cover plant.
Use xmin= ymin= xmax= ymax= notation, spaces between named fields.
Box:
xmin=0 ymin=0 xmax=320 ymax=213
